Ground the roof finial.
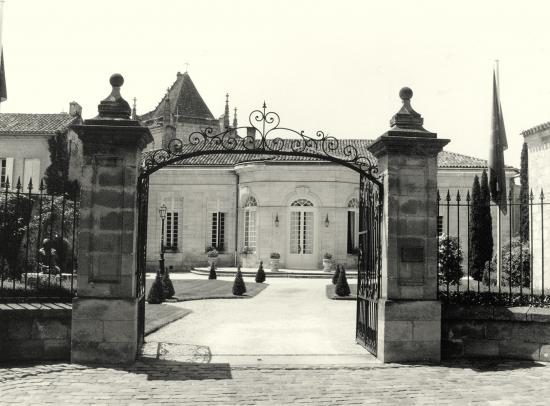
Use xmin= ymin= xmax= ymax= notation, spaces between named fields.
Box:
xmin=97 ymin=73 xmax=131 ymax=119
xmin=185 ymin=62 xmax=190 ymax=73
xmin=233 ymin=107 xmax=238 ymax=128
xmin=223 ymin=93 xmax=230 ymax=129
xmin=389 ymin=87 xmax=425 ymax=131
xmin=132 ymin=97 xmax=137 ymax=120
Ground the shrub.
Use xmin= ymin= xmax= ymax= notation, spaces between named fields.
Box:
xmin=255 ymin=261 xmax=266 ymax=283
xmin=147 ymin=272 xmax=165 ymax=304
xmin=323 ymin=253 xmax=332 ymax=260
xmin=270 ymin=252 xmax=280 ymax=259
xmin=332 ymin=264 xmax=341 ymax=285
xmin=208 ymin=263 xmax=217 ymax=280
xmin=335 ymin=265 xmax=351 ymax=297
xmin=162 ymin=267 xmax=175 ymax=299
xmin=483 ymin=238 xmax=530 ymax=288
xmin=232 ymin=266 xmax=247 ymax=296
xmin=438 ymin=234 xmax=463 ymax=286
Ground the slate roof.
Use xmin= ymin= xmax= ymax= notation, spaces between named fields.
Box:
xmin=140 ymin=72 xmax=216 ymax=122
xmin=0 ymin=113 xmax=78 ymax=135
xmin=143 ymin=139 xmax=513 ymax=170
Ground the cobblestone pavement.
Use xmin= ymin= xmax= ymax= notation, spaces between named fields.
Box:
xmin=1 ymin=359 xmax=550 ymax=405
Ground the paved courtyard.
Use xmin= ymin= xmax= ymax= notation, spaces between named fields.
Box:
xmin=2 ymin=275 xmax=550 ymax=405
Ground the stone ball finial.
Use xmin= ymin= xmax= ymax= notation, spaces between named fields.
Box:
xmin=399 ymin=87 xmax=413 ymax=101
xmin=110 ymin=73 xmax=124 ymax=88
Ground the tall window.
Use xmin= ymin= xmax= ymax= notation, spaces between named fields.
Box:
xmin=289 ymin=199 xmax=314 ymax=255
xmin=211 ymin=212 xmax=226 ymax=251
xmin=243 ymin=196 xmax=257 ymax=252
xmin=23 ymin=158 xmax=40 ymax=190
xmin=437 ymin=216 xmax=443 ymax=236
xmin=0 ymin=157 xmax=13 ymax=188
xmin=347 ymin=198 xmax=359 ymax=253
xmin=165 ymin=212 xmax=179 ymax=249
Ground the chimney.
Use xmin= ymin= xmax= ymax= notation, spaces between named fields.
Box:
xmin=69 ymin=101 xmax=82 ymax=117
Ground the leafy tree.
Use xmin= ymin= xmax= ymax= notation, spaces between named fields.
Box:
xmin=147 ymin=271 xmax=165 ymax=304
xmin=0 ymin=193 xmax=33 ymax=279
xmin=483 ymin=237 xmax=530 ymax=288
xmin=44 ymin=131 xmax=79 ymax=196
xmin=438 ymin=235 xmax=463 ymax=285
xmin=519 ymin=143 xmax=529 ymax=242
xmin=332 ymin=264 xmax=341 ymax=285
xmin=208 ymin=263 xmax=217 ymax=280
xmin=232 ymin=266 xmax=246 ymax=296
xmin=255 ymin=261 xmax=266 ymax=283
xmin=335 ymin=265 xmax=351 ymax=296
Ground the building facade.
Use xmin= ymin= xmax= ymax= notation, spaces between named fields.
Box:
xmin=141 ymin=72 xmax=519 ymax=271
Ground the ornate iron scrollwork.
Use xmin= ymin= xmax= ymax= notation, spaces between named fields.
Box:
xmin=141 ymin=103 xmax=380 ymax=181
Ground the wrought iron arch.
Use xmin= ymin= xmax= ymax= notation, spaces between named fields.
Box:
xmin=140 ymin=103 xmax=381 ymax=185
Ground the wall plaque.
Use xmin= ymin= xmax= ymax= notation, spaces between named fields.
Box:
xmin=401 ymin=246 xmax=424 ymax=262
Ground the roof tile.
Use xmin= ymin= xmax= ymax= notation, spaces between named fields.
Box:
xmin=0 ymin=113 xmax=78 ymax=134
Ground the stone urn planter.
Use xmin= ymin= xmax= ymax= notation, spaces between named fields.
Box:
xmin=322 ymin=260 xmax=333 ymax=272
xmin=270 ymin=252 xmax=280 ymax=272
xmin=206 ymin=248 xmax=219 ymax=267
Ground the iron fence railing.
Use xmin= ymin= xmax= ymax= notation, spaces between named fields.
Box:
xmin=0 ymin=177 xmax=79 ymax=302
xmin=437 ymin=188 xmax=550 ymax=307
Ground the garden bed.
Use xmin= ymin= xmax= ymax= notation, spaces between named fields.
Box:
xmin=146 ymin=278 xmax=268 ymax=301
xmin=325 ymin=284 xmax=357 ymax=300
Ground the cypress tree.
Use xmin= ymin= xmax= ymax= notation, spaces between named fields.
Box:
xmin=208 ymin=262 xmax=217 ymax=280
xmin=332 ymin=264 xmax=341 ymax=285
xmin=335 ymin=265 xmax=351 ymax=297
xmin=255 ymin=261 xmax=266 ymax=283
xmin=232 ymin=266 xmax=247 ymax=296
xmin=480 ymin=170 xmax=494 ymax=269
xmin=147 ymin=271 xmax=165 ymax=304
xmin=44 ymin=131 xmax=79 ymax=196
xmin=519 ymin=143 xmax=529 ymax=241
xmin=162 ymin=267 xmax=175 ymax=299
xmin=469 ymin=175 xmax=484 ymax=280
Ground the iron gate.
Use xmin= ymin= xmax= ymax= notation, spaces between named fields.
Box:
xmin=135 ymin=104 xmax=383 ymax=354
xmin=356 ymin=175 xmax=382 ymax=355
xmin=136 ymin=174 xmax=149 ymax=350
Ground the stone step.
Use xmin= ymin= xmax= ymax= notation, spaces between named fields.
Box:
xmin=191 ymin=267 xmax=358 ymax=279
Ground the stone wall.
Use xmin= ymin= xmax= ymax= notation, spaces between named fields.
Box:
xmin=442 ymin=304 xmax=550 ymax=361
xmin=0 ymin=304 xmax=71 ymax=362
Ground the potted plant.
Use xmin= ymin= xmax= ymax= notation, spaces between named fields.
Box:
xmin=270 ymin=252 xmax=280 ymax=272
xmin=323 ymin=252 xmax=333 ymax=272
xmin=240 ymin=246 xmax=255 ymax=268
xmin=206 ymin=246 xmax=219 ymax=267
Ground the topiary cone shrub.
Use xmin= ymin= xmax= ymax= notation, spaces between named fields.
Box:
xmin=335 ymin=265 xmax=351 ymax=297
xmin=147 ymin=271 xmax=165 ymax=304
xmin=208 ymin=263 xmax=217 ymax=280
xmin=255 ymin=261 xmax=266 ymax=283
xmin=162 ymin=267 xmax=175 ymax=299
xmin=332 ymin=264 xmax=341 ymax=285
xmin=232 ymin=266 xmax=247 ymax=296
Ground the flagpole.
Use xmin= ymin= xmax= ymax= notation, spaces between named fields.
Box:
xmin=0 ymin=0 xmax=5 ymax=110
xmin=493 ymin=59 xmax=502 ymax=290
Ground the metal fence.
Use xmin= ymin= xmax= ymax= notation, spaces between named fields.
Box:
xmin=437 ymin=188 xmax=550 ymax=307
xmin=0 ymin=178 xmax=79 ymax=302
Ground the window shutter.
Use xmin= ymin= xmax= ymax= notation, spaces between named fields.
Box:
xmin=5 ymin=157 xmax=13 ymax=187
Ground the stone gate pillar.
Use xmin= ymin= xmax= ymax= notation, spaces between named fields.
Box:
xmin=368 ymin=88 xmax=449 ymax=363
xmin=70 ymin=74 xmax=152 ymax=364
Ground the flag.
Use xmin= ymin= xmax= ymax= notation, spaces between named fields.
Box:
xmin=0 ymin=50 xmax=6 ymax=102
xmin=488 ymin=64 xmax=507 ymax=214
xmin=0 ymin=1 xmax=6 ymax=103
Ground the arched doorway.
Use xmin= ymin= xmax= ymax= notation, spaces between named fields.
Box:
xmin=136 ymin=104 xmax=383 ymax=355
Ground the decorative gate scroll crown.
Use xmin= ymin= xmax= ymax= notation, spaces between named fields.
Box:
xmin=142 ymin=102 xmax=380 ymax=181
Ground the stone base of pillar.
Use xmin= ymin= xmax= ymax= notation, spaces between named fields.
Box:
xmin=71 ymin=297 xmax=138 ymax=364
xmin=377 ymin=299 xmax=441 ymax=363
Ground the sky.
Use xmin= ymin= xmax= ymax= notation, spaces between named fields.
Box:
xmin=2 ymin=0 xmax=550 ymax=168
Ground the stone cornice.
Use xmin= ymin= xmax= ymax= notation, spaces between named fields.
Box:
xmin=368 ymin=135 xmax=450 ymax=158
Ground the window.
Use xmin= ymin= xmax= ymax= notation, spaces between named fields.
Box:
xmin=165 ymin=212 xmax=179 ymax=249
xmin=437 ymin=216 xmax=443 ymax=236
xmin=243 ymin=197 xmax=257 ymax=252
xmin=289 ymin=199 xmax=314 ymax=255
xmin=211 ymin=212 xmax=225 ymax=251
xmin=0 ymin=157 xmax=13 ymax=188
xmin=23 ymin=159 xmax=40 ymax=190
xmin=347 ymin=198 xmax=359 ymax=253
